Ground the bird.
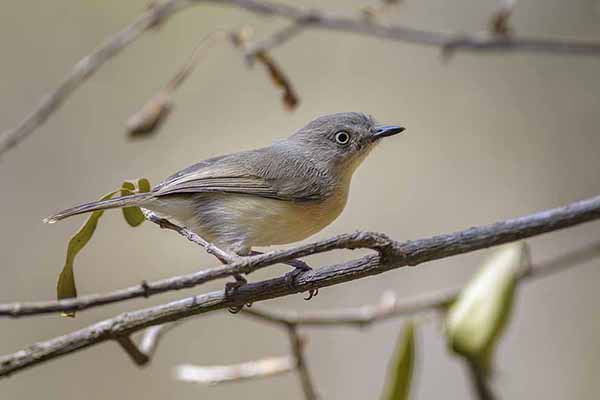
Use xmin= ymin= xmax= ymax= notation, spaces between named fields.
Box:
xmin=45 ymin=112 xmax=404 ymax=295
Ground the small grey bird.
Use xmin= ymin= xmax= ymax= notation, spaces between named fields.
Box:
xmin=46 ymin=112 xmax=404 ymax=262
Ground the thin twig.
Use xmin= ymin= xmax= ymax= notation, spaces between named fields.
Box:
xmin=142 ymin=209 xmax=237 ymax=262
xmin=174 ymin=355 xmax=296 ymax=384
xmin=1 ymin=234 xmax=598 ymax=377
xmin=138 ymin=321 xmax=184 ymax=360
xmin=216 ymin=0 xmax=600 ymax=57
xmin=116 ymin=336 xmax=150 ymax=366
xmin=0 ymin=0 xmax=188 ymax=157
xmin=2 ymin=194 xmax=600 ymax=318
xmin=116 ymin=321 xmax=184 ymax=366
xmin=242 ymin=289 xmax=453 ymax=328
xmin=127 ymin=32 xmax=224 ymax=136
xmin=465 ymin=359 xmax=497 ymax=400
xmin=287 ymin=326 xmax=318 ymax=400
xmin=4 ymin=0 xmax=600 ymax=157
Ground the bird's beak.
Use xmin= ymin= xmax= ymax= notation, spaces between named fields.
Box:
xmin=372 ymin=125 xmax=406 ymax=141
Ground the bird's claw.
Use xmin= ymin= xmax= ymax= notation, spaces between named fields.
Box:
xmin=284 ymin=261 xmax=319 ymax=301
xmin=225 ymin=274 xmax=249 ymax=313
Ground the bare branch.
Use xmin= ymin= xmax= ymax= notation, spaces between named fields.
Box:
xmin=142 ymin=210 xmax=237 ymax=263
xmin=0 ymin=0 xmax=188 ymax=157
xmin=465 ymin=359 xmax=497 ymax=400
xmin=2 ymin=194 xmax=600 ymax=318
xmin=175 ymin=355 xmax=295 ymax=384
xmin=4 ymin=0 xmax=600 ymax=157
xmin=115 ymin=321 xmax=184 ymax=366
xmin=242 ymin=290 xmax=452 ymax=328
xmin=138 ymin=321 xmax=184 ymax=360
xmin=116 ymin=336 xmax=150 ymax=366
xmin=287 ymin=326 xmax=318 ymax=400
xmin=214 ymin=0 xmax=600 ymax=56
xmin=127 ymin=32 xmax=224 ymax=136
xmin=1 ymin=227 xmax=599 ymax=377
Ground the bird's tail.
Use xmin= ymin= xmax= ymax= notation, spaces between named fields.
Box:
xmin=43 ymin=193 xmax=152 ymax=224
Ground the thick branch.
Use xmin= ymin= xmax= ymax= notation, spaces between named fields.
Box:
xmin=3 ymin=194 xmax=600 ymax=318
xmin=1 ymin=219 xmax=599 ymax=377
xmin=243 ymin=239 xmax=600 ymax=328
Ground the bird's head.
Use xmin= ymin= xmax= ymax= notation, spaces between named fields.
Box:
xmin=288 ymin=112 xmax=405 ymax=175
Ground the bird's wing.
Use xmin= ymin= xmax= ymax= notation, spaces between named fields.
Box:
xmin=152 ymin=150 xmax=326 ymax=201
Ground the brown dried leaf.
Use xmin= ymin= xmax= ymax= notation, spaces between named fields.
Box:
xmin=490 ymin=9 xmax=513 ymax=36
xmin=126 ymin=91 xmax=172 ymax=137
xmin=254 ymin=51 xmax=299 ymax=111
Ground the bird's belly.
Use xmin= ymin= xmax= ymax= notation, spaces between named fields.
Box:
xmin=183 ymin=193 xmax=347 ymax=252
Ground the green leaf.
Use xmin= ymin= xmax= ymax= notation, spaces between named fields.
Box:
xmin=383 ymin=322 xmax=416 ymax=400
xmin=137 ymin=177 xmax=151 ymax=193
xmin=445 ymin=242 xmax=530 ymax=373
xmin=57 ymin=191 xmax=117 ymax=317
xmin=120 ymin=181 xmax=145 ymax=227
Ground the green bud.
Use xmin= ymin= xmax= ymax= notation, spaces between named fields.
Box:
xmin=446 ymin=242 xmax=530 ymax=373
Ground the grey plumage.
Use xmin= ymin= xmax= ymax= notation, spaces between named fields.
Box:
xmin=45 ymin=112 xmax=404 ymax=254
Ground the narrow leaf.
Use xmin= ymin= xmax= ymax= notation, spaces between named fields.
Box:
xmin=121 ymin=181 xmax=145 ymax=227
xmin=446 ymin=242 xmax=530 ymax=373
xmin=383 ymin=322 xmax=416 ymax=400
xmin=57 ymin=191 xmax=116 ymax=317
xmin=137 ymin=178 xmax=151 ymax=193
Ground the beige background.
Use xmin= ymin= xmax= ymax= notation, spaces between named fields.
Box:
xmin=1 ymin=1 xmax=599 ymax=399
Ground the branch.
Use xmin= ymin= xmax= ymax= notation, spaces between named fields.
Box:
xmin=2 ymin=194 xmax=600 ymax=318
xmin=1 ymin=226 xmax=599 ymax=377
xmin=465 ymin=359 xmax=497 ymax=400
xmin=287 ymin=326 xmax=318 ymax=400
xmin=242 ymin=238 xmax=600 ymax=328
xmin=222 ymin=0 xmax=600 ymax=57
xmin=242 ymin=290 xmax=451 ymax=328
xmin=4 ymin=0 xmax=600 ymax=157
xmin=0 ymin=0 xmax=189 ymax=157
xmin=142 ymin=209 xmax=238 ymax=263
xmin=175 ymin=355 xmax=295 ymax=384
xmin=116 ymin=321 xmax=184 ymax=366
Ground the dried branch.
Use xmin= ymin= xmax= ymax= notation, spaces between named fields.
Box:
xmin=287 ymin=326 xmax=318 ymax=400
xmin=175 ymin=355 xmax=295 ymax=384
xmin=143 ymin=209 xmax=237 ymax=263
xmin=116 ymin=321 xmax=184 ymax=366
xmin=242 ymin=239 xmax=600 ymax=328
xmin=4 ymin=0 xmax=600 ymax=157
xmin=222 ymin=0 xmax=600 ymax=57
xmin=1 ymin=217 xmax=599 ymax=377
xmin=465 ymin=359 xmax=497 ymax=400
xmin=242 ymin=290 xmax=451 ymax=328
xmin=116 ymin=336 xmax=151 ymax=366
xmin=127 ymin=32 xmax=223 ymax=136
xmin=2 ymin=194 xmax=600 ymax=318
xmin=0 ymin=0 xmax=188 ymax=157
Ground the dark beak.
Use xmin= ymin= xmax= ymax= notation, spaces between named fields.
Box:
xmin=372 ymin=125 xmax=406 ymax=140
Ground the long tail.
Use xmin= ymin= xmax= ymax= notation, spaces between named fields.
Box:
xmin=44 ymin=193 xmax=153 ymax=223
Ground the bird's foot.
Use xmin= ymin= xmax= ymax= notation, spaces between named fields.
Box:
xmin=225 ymin=273 xmax=251 ymax=313
xmin=284 ymin=259 xmax=319 ymax=301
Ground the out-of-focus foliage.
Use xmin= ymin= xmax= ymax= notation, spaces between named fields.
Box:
xmin=445 ymin=242 xmax=530 ymax=373
xmin=56 ymin=179 xmax=152 ymax=317
xmin=382 ymin=321 xmax=416 ymax=400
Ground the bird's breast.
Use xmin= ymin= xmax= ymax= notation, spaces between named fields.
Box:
xmin=187 ymin=189 xmax=349 ymax=251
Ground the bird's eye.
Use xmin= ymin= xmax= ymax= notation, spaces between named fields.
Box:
xmin=334 ymin=131 xmax=351 ymax=145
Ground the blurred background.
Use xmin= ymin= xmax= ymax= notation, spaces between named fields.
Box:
xmin=1 ymin=0 xmax=599 ymax=399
